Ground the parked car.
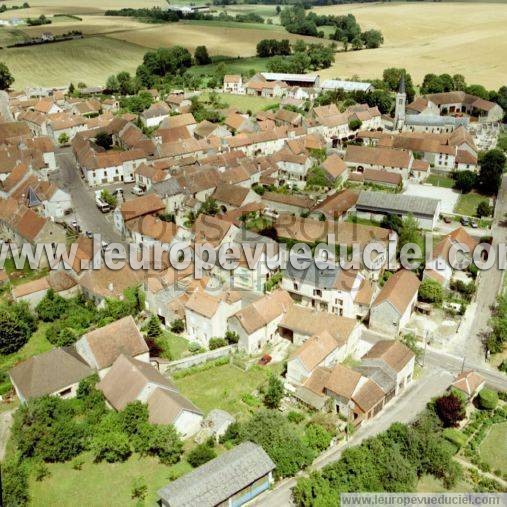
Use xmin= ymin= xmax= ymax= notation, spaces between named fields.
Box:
xmin=460 ymin=217 xmax=470 ymax=226
xmin=69 ymin=220 xmax=81 ymax=232
xmin=470 ymin=221 xmax=478 ymax=229
xmin=85 ymin=231 xmax=93 ymax=239
xmin=257 ymin=354 xmax=272 ymax=366
xmin=131 ymin=186 xmax=145 ymax=196
xmin=443 ymin=216 xmax=452 ymax=224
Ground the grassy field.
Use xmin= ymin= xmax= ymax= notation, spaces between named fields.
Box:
xmin=188 ymin=56 xmax=270 ymax=77
xmin=174 ymin=362 xmax=281 ymax=419
xmin=29 ymin=452 xmax=192 ymax=506
xmin=479 ymin=422 xmax=507 ymax=473
xmin=156 ymin=331 xmax=189 ymax=360
xmin=0 ymin=36 xmax=146 ymax=89
xmin=0 ymin=322 xmax=52 ymax=373
xmin=454 ymin=192 xmax=489 ymax=216
xmin=314 ymin=2 xmax=507 ymax=88
xmin=427 ymin=175 xmax=455 ymax=188
xmin=416 ymin=474 xmax=472 ymax=493
xmin=201 ymin=91 xmax=279 ymax=113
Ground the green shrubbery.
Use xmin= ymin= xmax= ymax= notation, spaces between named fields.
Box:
xmin=477 ymin=388 xmax=498 ymax=410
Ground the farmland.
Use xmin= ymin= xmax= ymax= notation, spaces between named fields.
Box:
xmin=314 ymin=2 xmax=507 ymax=88
xmin=0 ymin=0 xmax=505 ymax=89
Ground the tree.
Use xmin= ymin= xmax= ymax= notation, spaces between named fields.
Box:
xmin=146 ymin=314 xmax=162 ymax=338
xmin=0 ymin=305 xmax=35 ymax=354
xmin=68 ymin=82 xmax=75 ymax=95
xmin=95 ymin=131 xmax=113 ymax=150
xmin=36 ymin=289 xmax=69 ymax=322
xmin=452 ymin=74 xmax=467 ymax=91
xmin=348 ymin=118 xmax=362 ymax=131
xmin=121 ymin=401 xmax=149 ymax=437
xmin=105 ymin=74 xmax=119 ymax=93
xmin=478 ymin=148 xmax=506 ymax=195
xmin=240 ymin=410 xmax=314 ymax=478
xmin=454 ymin=170 xmax=476 ymax=193
xmin=361 ymin=29 xmax=383 ymax=49
xmin=1 ymin=458 xmax=29 ymax=506
xmin=466 ymin=84 xmax=489 ymax=100
xmin=187 ymin=442 xmax=217 ymax=467
xmin=398 ymin=214 xmax=423 ymax=263
xmin=435 ymin=393 xmax=465 ymax=427
xmin=37 ymin=420 xmax=84 ymax=462
xmin=0 ymin=62 xmax=14 ymax=90
xmin=225 ymin=330 xmax=239 ymax=344
xmin=263 ymin=375 xmax=284 ymax=409
xmin=91 ymin=431 xmax=131 ymax=462
xmin=194 ymin=45 xmax=211 ymax=65
xmin=304 ymin=423 xmax=332 ymax=452
xmin=351 ymin=36 xmax=363 ymax=50
xmin=476 ymin=200 xmax=492 ymax=218
xmin=147 ymin=424 xmax=183 ymax=464
xmin=382 ymin=68 xmax=415 ymax=102
xmin=477 ymin=388 xmax=498 ymax=410
xmin=209 ymin=337 xmax=227 ymax=350
xmin=418 ymin=278 xmax=443 ymax=305
xmin=381 ymin=214 xmax=403 ymax=234
xmin=170 ymin=318 xmax=185 ymax=333
xmin=58 ymin=133 xmax=69 ymax=145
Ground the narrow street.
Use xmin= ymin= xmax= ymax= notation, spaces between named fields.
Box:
xmin=251 ymin=368 xmax=453 ymax=507
xmin=448 ymin=174 xmax=507 ymax=364
xmin=50 ymin=148 xmax=122 ymax=243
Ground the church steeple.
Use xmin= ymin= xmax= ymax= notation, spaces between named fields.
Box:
xmin=394 ymin=74 xmax=406 ymax=131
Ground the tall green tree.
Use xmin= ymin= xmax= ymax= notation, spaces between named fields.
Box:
xmin=477 ymin=149 xmax=506 ymax=195
xmin=0 ymin=62 xmax=14 ymax=90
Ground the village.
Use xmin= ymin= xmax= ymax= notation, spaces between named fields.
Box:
xmin=0 ymin=68 xmax=505 ymax=505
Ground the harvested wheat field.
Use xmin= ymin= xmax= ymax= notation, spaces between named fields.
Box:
xmin=106 ymin=20 xmax=323 ymax=57
xmin=314 ymin=2 xmax=507 ymax=88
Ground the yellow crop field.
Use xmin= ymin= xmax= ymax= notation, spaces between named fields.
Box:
xmin=313 ymin=2 xmax=507 ymax=88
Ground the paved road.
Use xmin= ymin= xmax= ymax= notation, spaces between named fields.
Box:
xmin=449 ymin=174 xmax=507 ymax=364
xmin=51 ymin=148 xmax=122 ymax=243
xmin=0 ymin=408 xmax=14 ymax=461
xmin=251 ymin=369 xmax=453 ymax=507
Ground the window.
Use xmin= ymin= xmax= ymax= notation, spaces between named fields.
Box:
xmin=293 ymin=282 xmax=299 ymax=291
xmin=59 ymin=387 xmax=72 ymax=397
xmin=313 ymin=289 xmax=322 ymax=297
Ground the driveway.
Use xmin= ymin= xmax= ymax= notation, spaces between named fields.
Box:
xmin=0 ymin=408 xmax=15 ymax=461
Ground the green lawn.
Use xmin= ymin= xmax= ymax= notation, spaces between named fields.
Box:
xmin=156 ymin=331 xmax=189 ymax=361
xmin=29 ymin=452 xmax=192 ymax=507
xmin=479 ymin=422 xmax=507 ymax=473
xmin=454 ymin=192 xmax=489 ymax=217
xmin=201 ymin=91 xmax=278 ymax=113
xmin=187 ymin=56 xmax=270 ymax=77
xmin=416 ymin=474 xmax=472 ymax=493
xmin=0 ymin=322 xmax=52 ymax=374
xmin=427 ymin=174 xmax=455 ymax=188
xmin=174 ymin=363 xmax=281 ymax=419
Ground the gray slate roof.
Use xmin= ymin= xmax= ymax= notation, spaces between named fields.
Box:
xmin=285 ymin=258 xmax=339 ymax=289
xmin=405 ymin=114 xmax=468 ymax=127
xmin=153 ymin=178 xmax=185 ymax=197
xmin=356 ymin=191 xmax=440 ymax=217
xmin=157 ymin=442 xmax=275 ymax=507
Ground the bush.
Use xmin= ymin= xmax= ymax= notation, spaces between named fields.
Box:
xmin=1 ymin=458 xmax=29 ymax=506
xmin=477 ymin=200 xmax=492 ymax=218
xmin=188 ymin=341 xmax=201 ymax=353
xmin=34 ymin=461 xmax=50 ymax=481
xmin=36 ymin=289 xmax=70 ymax=321
xmin=170 ymin=318 xmax=185 ymax=333
xmin=477 ymin=388 xmax=498 ymax=410
xmin=304 ymin=423 xmax=332 ymax=452
xmin=287 ymin=411 xmax=306 ymax=424
xmin=209 ymin=337 xmax=227 ymax=350
xmin=145 ymin=314 xmax=162 ymax=338
xmin=187 ymin=442 xmax=217 ymax=468
xmin=442 ymin=428 xmax=467 ymax=449
xmin=225 ymin=330 xmax=239 ymax=344
xmin=0 ymin=303 xmax=36 ymax=354
xmin=131 ymin=476 xmax=148 ymax=501
xmin=419 ymin=278 xmax=444 ymax=305
xmin=91 ymin=431 xmax=131 ymax=463
xmin=263 ymin=375 xmax=284 ymax=409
